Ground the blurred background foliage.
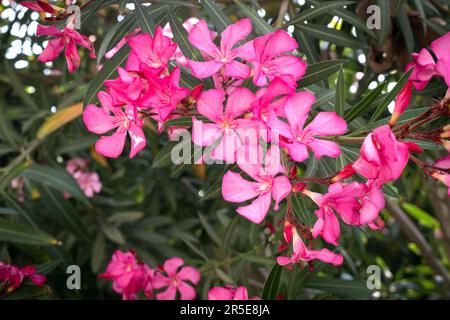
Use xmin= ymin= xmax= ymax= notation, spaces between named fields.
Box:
xmin=0 ymin=0 xmax=450 ymax=300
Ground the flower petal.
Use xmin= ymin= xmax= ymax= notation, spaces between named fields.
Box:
xmin=95 ymin=131 xmax=127 ymax=158
xmin=225 ymin=87 xmax=254 ymax=117
xmin=223 ymin=60 xmax=251 ymax=79
xmin=177 ymin=266 xmax=200 ymax=284
xmin=236 ymin=191 xmax=272 ymax=224
xmin=187 ymin=59 xmax=223 ymax=79
xmin=82 ymin=104 xmax=116 ymax=134
xmin=188 ymin=19 xmax=218 ymax=57
xmin=271 ymin=176 xmax=292 ymax=210
xmin=308 ymin=139 xmax=342 ymax=159
xmin=220 ymin=18 xmax=252 ymax=51
xmin=197 ymin=89 xmax=225 ymax=121
xmin=128 ymin=122 xmax=146 ymax=158
xmin=306 ymin=112 xmax=347 ymax=136
xmin=163 ymin=257 xmax=184 ymax=277
xmin=222 ymin=171 xmax=260 ymax=202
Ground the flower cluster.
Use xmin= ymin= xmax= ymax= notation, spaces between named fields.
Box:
xmin=0 ymin=261 xmax=46 ymax=295
xmin=30 ymin=3 xmax=450 ymax=273
xmin=65 ymin=158 xmax=102 ymax=198
xmin=100 ymin=250 xmax=200 ymax=300
xmin=101 ymin=250 xmax=254 ymax=300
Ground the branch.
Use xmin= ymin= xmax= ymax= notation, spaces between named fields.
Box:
xmin=385 ymin=199 xmax=450 ymax=290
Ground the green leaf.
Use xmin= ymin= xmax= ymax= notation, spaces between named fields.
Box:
xmin=292 ymin=193 xmax=312 ymax=225
xmin=200 ymin=0 xmax=232 ymax=33
xmin=310 ymin=0 xmax=376 ymax=38
xmin=296 ymin=24 xmax=366 ymax=49
xmin=234 ymin=0 xmax=274 ymax=34
xmin=168 ymin=9 xmax=202 ymax=61
xmin=424 ymin=19 xmax=450 ymax=36
xmin=37 ymin=184 xmax=88 ymax=240
xmin=0 ymin=99 xmax=20 ymax=148
xmin=397 ymin=5 xmax=414 ymax=53
xmin=101 ymin=223 xmax=125 ymax=244
xmin=297 ymin=60 xmax=346 ymax=87
xmin=23 ymin=164 xmax=89 ymax=205
xmin=402 ymin=203 xmax=440 ymax=229
xmin=96 ymin=15 xmax=136 ymax=64
xmin=132 ymin=0 xmax=156 ymax=35
xmin=378 ymin=0 xmax=391 ymax=44
xmin=91 ymin=232 xmax=106 ymax=273
xmin=344 ymin=82 xmax=385 ymax=123
xmin=287 ymin=1 xmax=355 ymax=26
xmin=152 ymin=141 xmax=179 ymax=168
xmin=367 ymin=68 xmax=413 ymax=125
xmin=382 ymin=184 xmax=399 ymax=198
xmin=305 ymin=277 xmax=371 ymax=299
xmin=107 ymin=211 xmax=144 ymax=224
xmin=262 ymin=263 xmax=282 ymax=300
xmin=198 ymin=212 xmax=222 ymax=246
xmin=0 ymin=161 xmax=30 ymax=191
xmin=0 ymin=218 xmax=59 ymax=246
xmin=335 ymin=66 xmax=345 ymax=116
xmin=35 ymin=259 xmax=62 ymax=274
xmin=294 ymin=30 xmax=319 ymax=64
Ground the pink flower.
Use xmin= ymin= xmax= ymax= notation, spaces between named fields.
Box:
xmin=304 ymin=181 xmax=385 ymax=245
xmin=435 ymin=154 xmax=450 ymax=170
xmin=0 ymin=262 xmax=46 ymax=294
xmin=276 ymin=222 xmax=343 ymax=266
xmin=430 ymin=32 xmax=450 ymax=87
xmin=105 ymin=28 xmax=141 ymax=60
xmin=66 ymin=158 xmax=102 ymax=198
xmin=432 ymin=172 xmax=450 ymax=196
xmin=83 ymin=91 xmax=146 ymax=158
xmin=21 ymin=0 xmax=61 ymax=14
xmin=432 ymin=155 xmax=450 ymax=196
xmin=221 ymin=144 xmax=292 ymax=224
xmin=104 ymin=67 xmax=152 ymax=108
xmin=352 ymin=125 xmax=409 ymax=184
xmin=390 ymin=80 xmax=413 ymax=126
xmin=208 ymin=286 xmax=257 ymax=300
xmin=192 ymin=87 xmax=256 ymax=163
xmin=304 ymin=182 xmax=366 ymax=245
xmin=143 ymin=67 xmax=190 ymax=122
xmin=73 ymin=172 xmax=102 ymax=198
xmin=187 ymin=19 xmax=252 ymax=79
xmin=408 ymin=49 xmax=436 ymax=90
xmin=239 ymin=30 xmax=306 ymax=86
xmin=36 ymin=24 xmax=95 ymax=72
xmin=126 ymin=27 xmax=177 ymax=74
xmin=163 ymin=17 xmax=217 ymax=66
xmin=152 ymin=257 xmax=200 ymax=300
xmin=251 ymin=76 xmax=297 ymax=120
xmin=267 ymin=91 xmax=347 ymax=162
xmin=100 ymin=250 xmax=146 ymax=300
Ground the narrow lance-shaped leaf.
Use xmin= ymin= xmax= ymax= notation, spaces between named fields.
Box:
xmin=234 ymin=0 xmax=274 ymax=34
xmin=23 ymin=164 xmax=89 ymax=205
xmin=286 ymin=1 xmax=355 ymax=26
xmin=262 ymin=263 xmax=282 ymax=300
xmin=297 ymin=60 xmax=347 ymax=87
xmin=367 ymin=68 xmax=413 ymax=125
xmin=335 ymin=66 xmax=345 ymax=116
xmin=132 ymin=0 xmax=155 ymax=35
xmin=200 ymin=0 xmax=232 ymax=33
xmin=296 ymin=24 xmax=367 ymax=49
xmin=344 ymin=81 xmax=385 ymax=123
xmin=0 ymin=218 xmax=59 ymax=246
